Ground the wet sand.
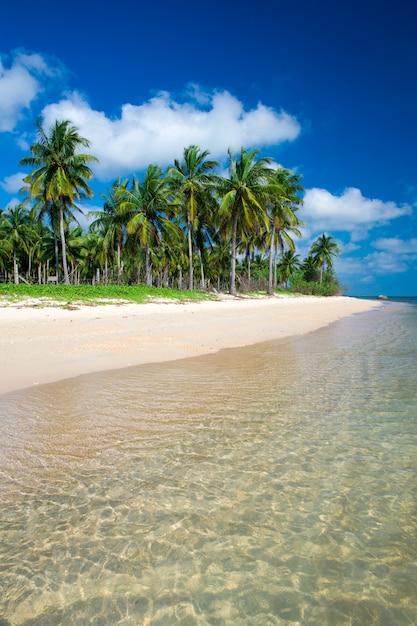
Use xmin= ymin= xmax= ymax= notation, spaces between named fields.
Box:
xmin=0 ymin=295 xmax=382 ymax=395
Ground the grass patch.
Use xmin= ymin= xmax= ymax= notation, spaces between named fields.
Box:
xmin=0 ymin=284 xmax=215 ymax=306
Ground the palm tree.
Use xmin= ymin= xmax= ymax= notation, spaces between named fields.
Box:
xmin=90 ymin=178 xmax=130 ymax=282
xmin=167 ymin=145 xmax=219 ymax=290
xmin=30 ymin=220 xmax=55 ymax=284
xmin=301 ymin=255 xmax=320 ymax=283
xmin=19 ymin=119 xmax=98 ymax=284
xmin=0 ymin=210 xmax=13 ymax=279
xmin=217 ymin=147 xmax=273 ymax=296
xmin=193 ymin=192 xmax=220 ymax=290
xmin=239 ymin=230 xmax=256 ymax=285
xmin=159 ymin=235 xmax=189 ymax=290
xmin=121 ymin=166 xmax=178 ymax=286
xmin=267 ymin=167 xmax=304 ymax=294
xmin=76 ymin=232 xmax=105 ymax=284
xmin=64 ymin=224 xmax=90 ymax=283
xmin=28 ymin=193 xmax=79 ymax=283
xmin=2 ymin=204 xmax=35 ymax=283
xmin=277 ymin=250 xmax=301 ymax=288
xmin=310 ymin=233 xmax=341 ymax=284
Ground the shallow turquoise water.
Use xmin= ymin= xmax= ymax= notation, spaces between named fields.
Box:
xmin=0 ymin=300 xmax=416 ymax=625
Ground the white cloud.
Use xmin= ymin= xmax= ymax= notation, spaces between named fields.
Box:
xmin=0 ymin=51 xmax=56 ymax=132
xmin=3 ymin=197 xmax=20 ymax=209
xmin=341 ymin=241 xmax=361 ymax=253
xmin=0 ymin=171 xmax=25 ymax=193
xmin=362 ymin=250 xmax=410 ymax=275
xmin=40 ymin=89 xmax=301 ymax=180
xmin=297 ymin=192 xmax=416 ymax=286
xmin=335 ymin=255 xmax=368 ymax=277
xmin=335 ymin=242 xmax=415 ymax=283
xmin=372 ymin=237 xmax=417 ymax=255
xmin=302 ymin=187 xmax=412 ymax=240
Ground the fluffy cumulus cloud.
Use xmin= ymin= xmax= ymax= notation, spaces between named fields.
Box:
xmin=298 ymin=191 xmax=416 ymax=286
xmin=0 ymin=171 xmax=25 ymax=193
xmin=362 ymin=237 xmax=417 ymax=275
xmin=362 ymin=251 xmax=410 ymax=275
xmin=334 ymin=237 xmax=417 ymax=285
xmin=0 ymin=51 xmax=57 ymax=132
xmin=41 ymin=89 xmax=301 ymax=180
xmin=372 ymin=237 xmax=417 ymax=256
xmin=302 ymin=187 xmax=412 ymax=240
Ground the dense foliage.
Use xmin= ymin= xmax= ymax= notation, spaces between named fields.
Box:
xmin=0 ymin=120 xmax=342 ymax=296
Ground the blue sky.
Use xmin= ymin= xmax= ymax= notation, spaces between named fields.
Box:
xmin=0 ymin=0 xmax=416 ymax=295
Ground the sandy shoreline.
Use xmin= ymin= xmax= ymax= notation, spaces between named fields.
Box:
xmin=0 ymin=295 xmax=382 ymax=396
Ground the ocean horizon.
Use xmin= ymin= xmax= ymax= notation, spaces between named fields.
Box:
xmin=1 ymin=298 xmax=416 ymax=624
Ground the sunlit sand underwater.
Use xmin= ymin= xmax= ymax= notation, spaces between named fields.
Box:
xmin=1 ymin=300 xmax=416 ymax=625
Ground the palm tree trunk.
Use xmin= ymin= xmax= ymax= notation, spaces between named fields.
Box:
xmin=229 ymin=213 xmax=238 ymax=296
xmin=145 ymin=244 xmax=152 ymax=286
xmin=13 ymin=251 xmax=19 ymax=284
xmin=117 ymin=237 xmax=122 ymax=282
xmin=187 ymin=216 xmax=193 ymax=291
xmin=273 ymin=248 xmax=278 ymax=288
xmin=53 ymin=231 xmax=60 ymax=283
xmin=198 ymin=247 xmax=206 ymax=290
xmin=246 ymin=246 xmax=251 ymax=284
xmin=59 ymin=203 xmax=70 ymax=284
xmin=268 ymin=222 xmax=276 ymax=295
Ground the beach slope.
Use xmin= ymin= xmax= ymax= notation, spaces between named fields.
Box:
xmin=0 ymin=295 xmax=381 ymax=395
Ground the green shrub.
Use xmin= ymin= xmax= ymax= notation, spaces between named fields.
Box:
xmin=0 ymin=284 xmax=212 ymax=305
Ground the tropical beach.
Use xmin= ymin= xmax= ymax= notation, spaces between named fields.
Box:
xmin=2 ymin=2 xmax=417 ymax=622
xmin=0 ymin=295 xmax=381 ymax=396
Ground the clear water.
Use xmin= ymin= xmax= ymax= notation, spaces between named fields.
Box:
xmin=1 ymin=299 xmax=416 ymax=625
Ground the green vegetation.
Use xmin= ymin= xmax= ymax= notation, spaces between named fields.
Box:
xmin=0 ymin=284 xmax=211 ymax=305
xmin=290 ymin=270 xmax=342 ymax=296
xmin=0 ymin=118 xmax=343 ymax=297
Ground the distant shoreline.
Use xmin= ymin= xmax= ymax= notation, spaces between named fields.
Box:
xmin=0 ymin=295 xmax=382 ymax=396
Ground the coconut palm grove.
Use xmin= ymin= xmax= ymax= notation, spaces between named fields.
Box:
xmin=0 ymin=119 xmax=341 ymax=296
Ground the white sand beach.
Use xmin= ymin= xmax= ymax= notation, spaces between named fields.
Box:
xmin=0 ymin=295 xmax=382 ymax=395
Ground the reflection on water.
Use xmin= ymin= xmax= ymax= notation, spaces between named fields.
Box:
xmin=1 ymin=302 xmax=417 ymax=625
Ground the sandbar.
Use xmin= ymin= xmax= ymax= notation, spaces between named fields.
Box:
xmin=0 ymin=295 xmax=382 ymax=396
